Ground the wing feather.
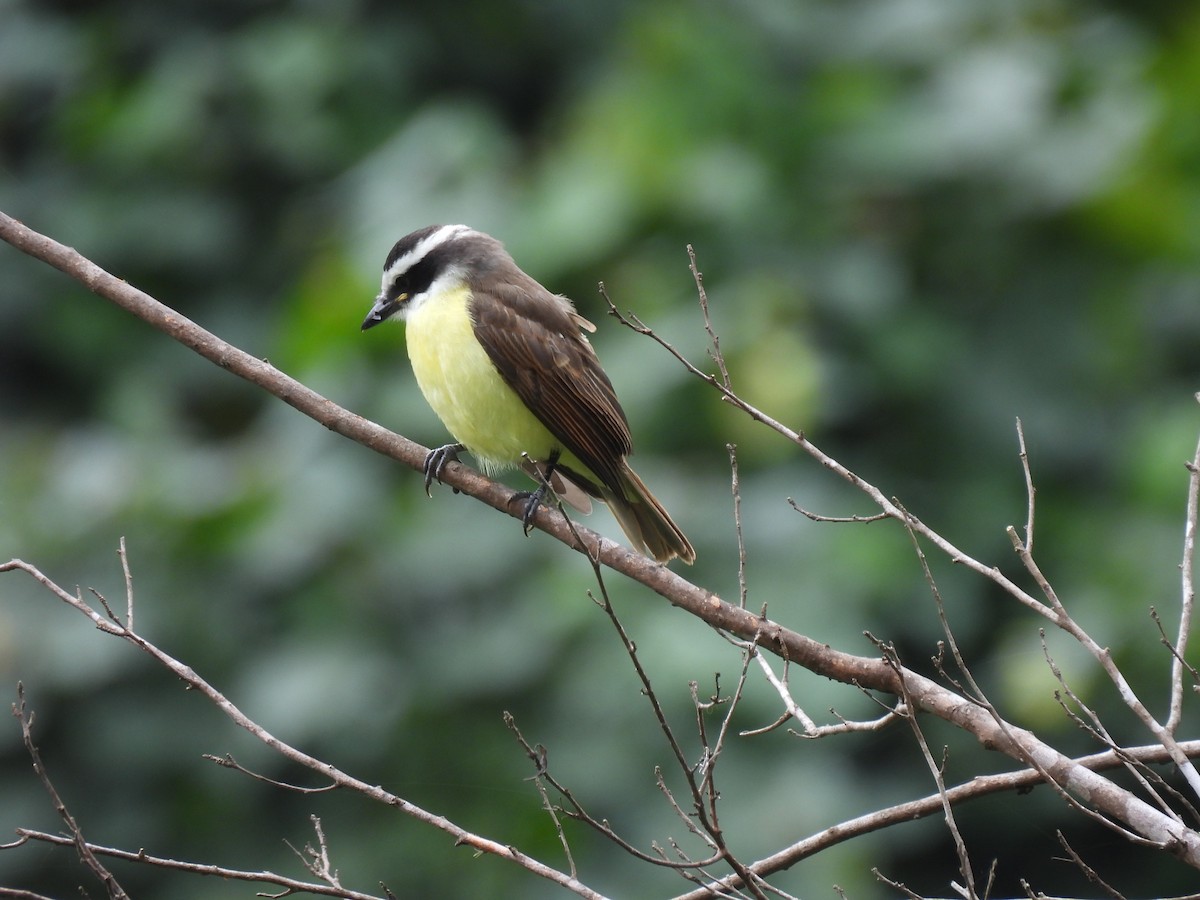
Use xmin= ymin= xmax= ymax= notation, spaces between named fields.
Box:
xmin=468 ymin=272 xmax=631 ymax=492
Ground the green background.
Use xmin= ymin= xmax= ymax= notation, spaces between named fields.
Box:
xmin=3 ymin=0 xmax=1200 ymax=896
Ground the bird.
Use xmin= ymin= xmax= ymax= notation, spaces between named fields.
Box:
xmin=361 ymin=224 xmax=695 ymax=565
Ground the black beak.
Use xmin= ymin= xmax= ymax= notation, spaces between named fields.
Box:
xmin=361 ymin=294 xmax=400 ymax=331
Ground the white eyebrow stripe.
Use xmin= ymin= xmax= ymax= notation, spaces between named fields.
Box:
xmin=380 ymin=224 xmax=472 ymax=289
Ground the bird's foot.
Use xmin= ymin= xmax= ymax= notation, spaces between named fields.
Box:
xmin=513 ymin=449 xmax=561 ymax=535
xmin=512 ymin=483 xmax=550 ymax=535
xmin=423 ymin=443 xmax=465 ymax=496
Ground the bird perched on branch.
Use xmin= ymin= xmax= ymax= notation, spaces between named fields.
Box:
xmin=362 ymin=224 xmax=694 ymax=565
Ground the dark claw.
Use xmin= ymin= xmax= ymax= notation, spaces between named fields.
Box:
xmin=512 ymin=448 xmax=561 ymax=535
xmin=423 ymin=443 xmax=465 ymax=496
xmin=512 ymin=484 xmax=550 ymax=535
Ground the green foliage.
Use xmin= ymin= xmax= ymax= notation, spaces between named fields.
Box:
xmin=3 ymin=0 xmax=1200 ymax=896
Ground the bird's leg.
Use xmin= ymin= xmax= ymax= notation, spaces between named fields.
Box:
xmin=513 ymin=449 xmax=561 ymax=535
xmin=423 ymin=442 xmax=466 ymax=496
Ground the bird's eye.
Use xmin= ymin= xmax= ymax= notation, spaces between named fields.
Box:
xmin=388 ymin=276 xmax=410 ymax=303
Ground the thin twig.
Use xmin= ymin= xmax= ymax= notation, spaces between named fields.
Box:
xmin=8 ymin=829 xmax=386 ymax=900
xmin=500 ymin=712 xmax=576 ymax=877
xmin=872 ymin=869 xmax=924 ymax=900
xmin=554 ymin=511 xmax=767 ymax=894
xmin=504 ymin=713 xmax=724 ymax=871
xmin=1056 ymin=831 xmax=1126 ymax=900
xmin=0 ymin=886 xmax=58 ymax=900
xmin=729 ymin=443 xmax=749 ymax=609
xmin=1170 ymin=411 xmax=1200 ymax=732
xmin=727 ymin=632 xmax=901 ymax=738
xmin=118 ymin=535 xmax=134 ymax=633
xmin=1153 ymin=606 xmax=1200 ymax=702
xmin=12 ymin=684 xmax=130 ymax=900
xmin=785 ymin=500 xmax=890 ymax=524
xmin=686 ymin=244 xmax=732 ymax=392
xmin=881 ymin=643 xmax=978 ymax=900
xmin=1016 ymin=418 xmax=1036 ymax=556
xmin=284 ymin=816 xmax=341 ymax=889
xmin=202 ymin=753 xmax=339 ymax=794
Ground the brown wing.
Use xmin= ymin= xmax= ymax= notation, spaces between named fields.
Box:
xmin=469 ymin=273 xmax=632 ymax=493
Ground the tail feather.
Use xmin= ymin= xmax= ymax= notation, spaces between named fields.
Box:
xmin=603 ymin=463 xmax=695 ymax=565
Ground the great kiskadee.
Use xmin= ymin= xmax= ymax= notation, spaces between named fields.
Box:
xmin=361 ymin=224 xmax=695 ymax=565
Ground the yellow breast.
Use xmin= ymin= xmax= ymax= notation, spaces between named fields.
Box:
xmin=404 ymin=284 xmax=561 ymax=473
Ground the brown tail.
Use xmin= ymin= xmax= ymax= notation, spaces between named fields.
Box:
xmin=604 ymin=462 xmax=695 ymax=565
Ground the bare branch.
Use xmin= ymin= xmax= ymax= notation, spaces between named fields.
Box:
xmin=505 ymin=711 xmax=726 ymax=872
xmin=0 ymin=888 xmax=58 ymax=900
xmin=872 ymin=868 xmax=924 ymax=900
xmin=9 ymin=829 xmax=387 ymax=900
xmin=730 ymin=632 xmax=902 ymax=738
xmin=729 ymin=443 xmax=749 ymax=609
xmin=1016 ymin=417 xmax=1037 ymax=555
xmin=686 ymin=244 xmax=732 ymax=393
xmin=500 ymin=713 xmax=576 ymax=876
xmin=655 ymin=766 xmax=717 ymax=849
xmin=1170 ymin=410 xmax=1200 ymax=732
xmin=1056 ymin=831 xmax=1127 ymax=900
xmin=118 ymin=535 xmax=135 ymax=633
xmin=284 ymin=816 xmax=342 ymax=890
xmin=12 ymin=684 xmax=129 ymax=900
xmin=785 ymin=499 xmax=890 ymax=524
xmin=202 ymin=752 xmax=339 ymax=794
